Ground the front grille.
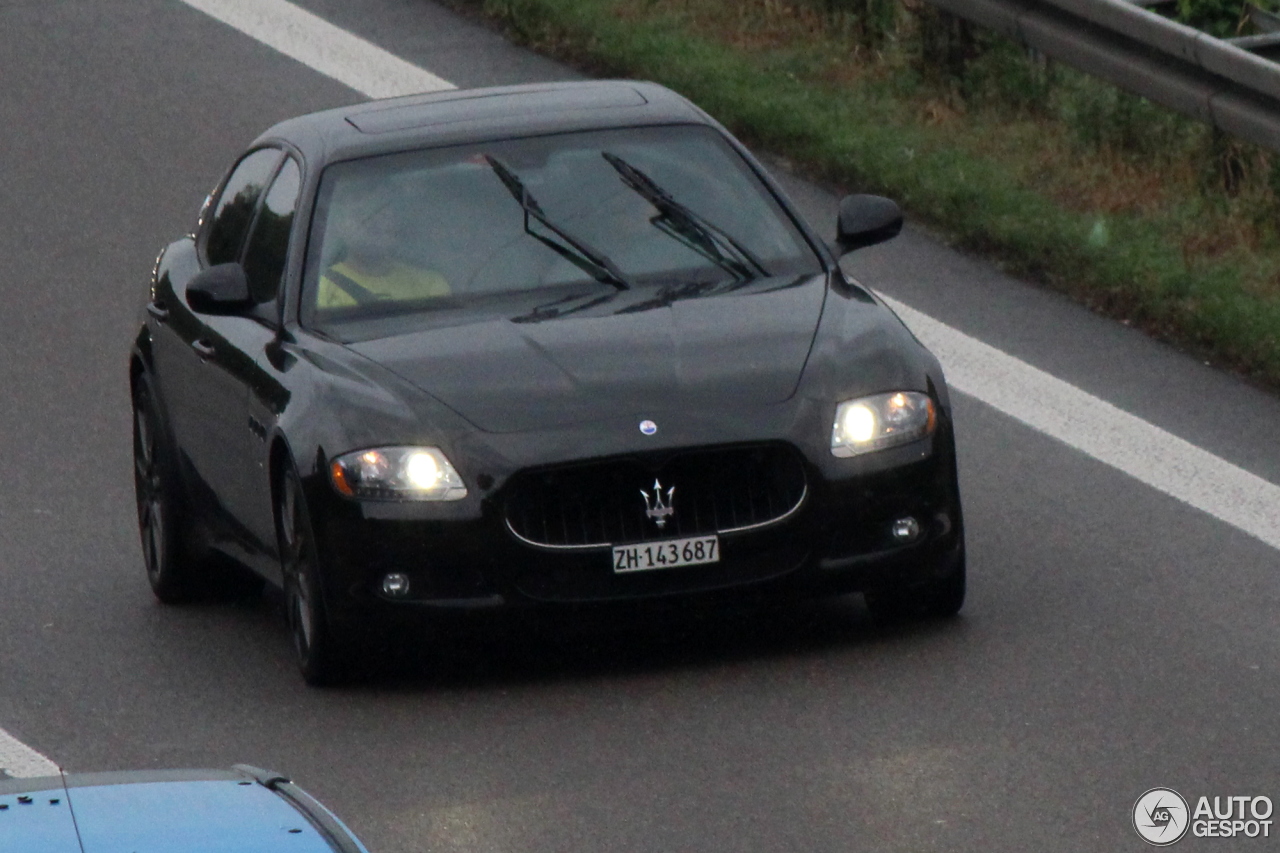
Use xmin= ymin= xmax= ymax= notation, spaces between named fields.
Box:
xmin=503 ymin=444 xmax=807 ymax=549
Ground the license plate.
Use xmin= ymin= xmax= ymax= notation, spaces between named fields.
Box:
xmin=612 ymin=535 xmax=720 ymax=573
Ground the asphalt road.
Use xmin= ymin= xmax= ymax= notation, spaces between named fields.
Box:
xmin=1 ymin=1 xmax=1278 ymax=851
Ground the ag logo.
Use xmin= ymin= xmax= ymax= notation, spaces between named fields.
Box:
xmin=1134 ymin=788 xmax=1190 ymax=846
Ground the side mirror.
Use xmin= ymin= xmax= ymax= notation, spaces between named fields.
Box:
xmin=187 ymin=263 xmax=253 ymax=315
xmin=836 ymin=195 xmax=903 ymax=255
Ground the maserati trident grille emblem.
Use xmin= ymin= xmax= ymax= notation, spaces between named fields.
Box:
xmin=640 ymin=479 xmax=675 ymax=528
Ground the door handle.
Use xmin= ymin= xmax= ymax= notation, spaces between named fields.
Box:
xmin=146 ymin=302 xmax=169 ymax=322
xmin=192 ymin=339 xmax=216 ymax=359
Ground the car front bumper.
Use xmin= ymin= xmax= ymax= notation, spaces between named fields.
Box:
xmin=303 ymin=425 xmax=964 ymax=630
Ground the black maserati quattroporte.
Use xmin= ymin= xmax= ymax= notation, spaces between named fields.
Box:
xmin=130 ymin=81 xmax=965 ymax=684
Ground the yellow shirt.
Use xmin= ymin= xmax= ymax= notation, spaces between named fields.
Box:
xmin=317 ymin=260 xmax=450 ymax=308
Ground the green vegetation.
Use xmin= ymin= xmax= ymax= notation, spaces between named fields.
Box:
xmin=1174 ymin=0 xmax=1268 ymax=37
xmin=456 ymin=0 xmax=1280 ymax=389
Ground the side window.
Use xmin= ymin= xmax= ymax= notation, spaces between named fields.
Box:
xmin=204 ymin=148 xmax=282 ymax=267
xmin=243 ymin=157 xmax=302 ymax=318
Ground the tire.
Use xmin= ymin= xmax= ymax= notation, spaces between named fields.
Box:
xmin=277 ymin=464 xmax=359 ymax=686
xmin=865 ymin=548 xmax=966 ymax=621
xmin=132 ymin=374 xmax=199 ymax=604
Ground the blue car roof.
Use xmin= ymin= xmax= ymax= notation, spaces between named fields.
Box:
xmin=0 ymin=768 xmax=368 ymax=853
xmin=0 ymin=780 xmax=80 ymax=853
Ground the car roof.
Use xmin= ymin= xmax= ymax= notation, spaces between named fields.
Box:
xmin=254 ymin=80 xmax=716 ymax=166
xmin=0 ymin=768 xmax=367 ymax=853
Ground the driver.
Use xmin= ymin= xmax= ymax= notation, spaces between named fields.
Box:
xmin=317 ymin=208 xmax=450 ymax=308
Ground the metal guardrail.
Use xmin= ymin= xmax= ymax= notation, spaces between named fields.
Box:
xmin=922 ymin=0 xmax=1280 ymax=153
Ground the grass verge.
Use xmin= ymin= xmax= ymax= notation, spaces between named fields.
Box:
xmin=451 ymin=0 xmax=1280 ymax=391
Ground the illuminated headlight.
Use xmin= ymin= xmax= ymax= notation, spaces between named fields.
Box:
xmin=831 ymin=391 xmax=936 ymax=457
xmin=329 ymin=447 xmax=467 ymax=501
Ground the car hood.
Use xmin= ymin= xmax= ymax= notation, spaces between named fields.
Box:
xmin=345 ymin=273 xmax=827 ymax=433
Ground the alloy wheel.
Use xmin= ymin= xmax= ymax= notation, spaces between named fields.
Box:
xmin=281 ymin=475 xmax=316 ymax=661
xmin=133 ymin=397 xmax=166 ymax=587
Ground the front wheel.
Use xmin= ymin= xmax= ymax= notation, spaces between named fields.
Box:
xmin=278 ymin=465 xmax=360 ymax=686
xmin=133 ymin=374 xmax=198 ymax=603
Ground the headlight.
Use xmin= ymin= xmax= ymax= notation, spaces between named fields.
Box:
xmin=831 ymin=391 xmax=936 ymax=457
xmin=329 ymin=447 xmax=467 ymax=501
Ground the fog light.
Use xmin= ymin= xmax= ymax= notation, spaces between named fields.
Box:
xmin=381 ymin=573 xmax=411 ymax=597
xmin=891 ymin=517 xmax=921 ymax=542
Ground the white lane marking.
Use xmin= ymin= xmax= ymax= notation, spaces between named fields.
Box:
xmin=177 ymin=0 xmax=455 ymax=98
xmin=885 ymin=296 xmax=1280 ymax=552
xmin=178 ymin=0 xmax=1280 ymax=553
xmin=0 ymin=726 xmax=60 ymax=778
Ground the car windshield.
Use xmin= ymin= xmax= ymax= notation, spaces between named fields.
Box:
xmin=301 ymin=125 xmax=823 ymax=334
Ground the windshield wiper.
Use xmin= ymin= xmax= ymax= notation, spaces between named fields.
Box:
xmin=601 ymin=152 xmax=770 ymax=282
xmin=484 ymin=155 xmax=628 ymax=290
xmin=510 ymin=290 xmax=618 ymax=324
